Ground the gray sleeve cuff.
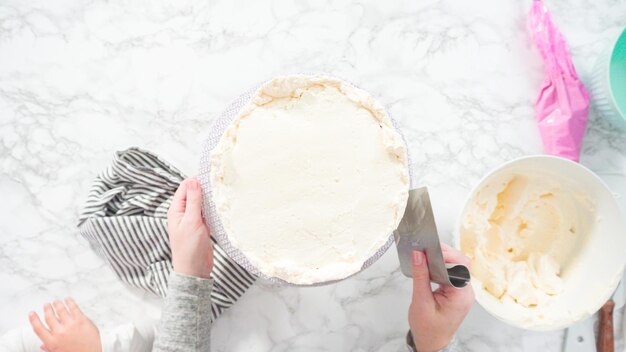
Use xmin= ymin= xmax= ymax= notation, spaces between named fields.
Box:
xmin=152 ymin=272 xmax=214 ymax=352
xmin=440 ymin=335 xmax=459 ymax=352
xmin=167 ymin=272 xmax=214 ymax=298
xmin=406 ymin=330 xmax=459 ymax=352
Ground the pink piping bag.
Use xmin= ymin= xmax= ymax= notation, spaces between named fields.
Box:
xmin=528 ymin=0 xmax=589 ymax=162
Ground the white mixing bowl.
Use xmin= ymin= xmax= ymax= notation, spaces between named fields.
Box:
xmin=456 ymin=155 xmax=626 ymax=330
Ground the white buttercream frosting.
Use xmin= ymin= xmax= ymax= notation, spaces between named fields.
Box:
xmin=210 ymin=75 xmax=409 ymax=284
xmin=461 ymin=172 xmax=593 ymax=320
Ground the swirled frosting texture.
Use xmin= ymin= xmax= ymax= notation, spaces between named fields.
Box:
xmin=210 ymin=75 xmax=409 ymax=284
xmin=461 ymin=172 xmax=592 ymax=312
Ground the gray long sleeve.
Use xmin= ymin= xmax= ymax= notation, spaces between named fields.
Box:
xmin=153 ymin=272 xmax=214 ymax=352
xmin=407 ymin=330 xmax=459 ymax=351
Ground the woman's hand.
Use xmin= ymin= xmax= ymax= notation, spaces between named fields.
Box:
xmin=167 ymin=177 xmax=214 ymax=279
xmin=29 ymin=298 xmax=102 ymax=352
xmin=408 ymin=244 xmax=474 ymax=352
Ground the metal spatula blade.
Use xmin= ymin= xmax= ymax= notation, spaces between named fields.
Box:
xmin=394 ymin=187 xmax=470 ymax=288
xmin=564 ymin=318 xmax=596 ymax=352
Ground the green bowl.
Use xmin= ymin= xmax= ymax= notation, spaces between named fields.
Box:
xmin=591 ymin=28 xmax=626 ymax=130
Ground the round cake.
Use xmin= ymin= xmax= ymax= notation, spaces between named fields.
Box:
xmin=210 ymin=75 xmax=409 ymax=284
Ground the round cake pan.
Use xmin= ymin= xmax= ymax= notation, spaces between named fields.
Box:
xmin=199 ymin=75 xmax=415 ymax=286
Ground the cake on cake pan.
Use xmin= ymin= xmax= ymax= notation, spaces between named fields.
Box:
xmin=210 ymin=75 xmax=410 ymax=285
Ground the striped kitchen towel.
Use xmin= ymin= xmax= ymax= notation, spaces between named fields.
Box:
xmin=77 ymin=147 xmax=256 ymax=320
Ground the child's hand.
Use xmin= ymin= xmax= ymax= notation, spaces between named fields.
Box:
xmin=167 ymin=177 xmax=214 ymax=279
xmin=29 ymin=298 xmax=102 ymax=352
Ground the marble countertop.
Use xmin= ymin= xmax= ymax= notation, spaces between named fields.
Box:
xmin=1 ymin=0 xmax=626 ymax=351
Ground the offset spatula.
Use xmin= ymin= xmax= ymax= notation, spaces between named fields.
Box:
xmin=563 ymin=273 xmax=625 ymax=352
xmin=564 ymin=317 xmax=596 ymax=352
xmin=394 ymin=187 xmax=470 ymax=288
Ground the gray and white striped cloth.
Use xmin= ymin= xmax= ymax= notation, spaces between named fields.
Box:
xmin=77 ymin=147 xmax=256 ymax=320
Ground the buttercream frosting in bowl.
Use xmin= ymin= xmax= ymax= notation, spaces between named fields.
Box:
xmin=457 ymin=156 xmax=626 ymax=330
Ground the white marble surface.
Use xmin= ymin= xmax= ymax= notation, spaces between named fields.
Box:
xmin=1 ymin=0 xmax=626 ymax=351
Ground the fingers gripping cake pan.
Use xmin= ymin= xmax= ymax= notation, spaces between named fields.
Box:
xmin=199 ymin=74 xmax=414 ymax=286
